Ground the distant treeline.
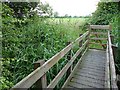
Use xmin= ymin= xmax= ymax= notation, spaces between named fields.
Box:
xmin=53 ymin=15 xmax=90 ymax=18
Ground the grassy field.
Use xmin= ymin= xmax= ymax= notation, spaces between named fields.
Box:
xmin=47 ymin=18 xmax=89 ymax=42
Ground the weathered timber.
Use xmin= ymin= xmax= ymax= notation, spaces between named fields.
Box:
xmin=90 ymin=38 xmax=107 ymax=40
xmin=66 ymin=42 xmax=72 ymax=79
xmin=108 ymin=31 xmax=118 ymax=89
xmin=34 ymin=60 xmax=47 ymax=89
xmin=91 ymin=32 xmax=107 ymax=35
xmin=105 ymin=43 xmax=110 ymax=88
xmin=62 ymin=47 xmax=88 ymax=88
xmin=47 ymin=40 xmax=88 ymax=88
xmin=89 ymin=42 xmax=106 ymax=46
xmin=90 ymin=25 xmax=110 ymax=30
xmin=64 ymin=49 xmax=106 ymax=88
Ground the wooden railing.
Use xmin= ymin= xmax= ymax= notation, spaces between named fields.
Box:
xmin=11 ymin=31 xmax=89 ymax=89
xmin=11 ymin=25 xmax=118 ymax=89
xmin=89 ymin=25 xmax=118 ymax=89
xmin=89 ymin=25 xmax=110 ymax=49
xmin=106 ymin=30 xmax=118 ymax=89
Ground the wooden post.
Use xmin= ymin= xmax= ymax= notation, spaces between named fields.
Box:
xmin=112 ymin=44 xmax=118 ymax=61
xmin=110 ymin=35 xmax=114 ymax=44
xmin=117 ymin=74 xmax=120 ymax=89
xmin=66 ymin=42 xmax=72 ymax=78
xmin=34 ymin=60 xmax=47 ymax=89
xmin=79 ymin=34 xmax=83 ymax=56
xmin=88 ymin=24 xmax=91 ymax=49
xmin=79 ymin=34 xmax=83 ymax=47
xmin=109 ymin=25 xmax=112 ymax=31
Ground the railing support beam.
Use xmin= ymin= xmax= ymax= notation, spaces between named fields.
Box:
xmin=79 ymin=34 xmax=83 ymax=57
xmin=34 ymin=60 xmax=47 ymax=89
xmin=66 ymin=42 xmax=72 ymax=78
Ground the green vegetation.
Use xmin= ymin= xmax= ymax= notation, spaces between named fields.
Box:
xmin=47 ymin=18 xmax=88 ymax=41
xmin=1 ymin=1 xmax=120 ymax=90
xmin=89 ymin=1 xmax=120 ymax=73
xmin=1 ymin=2 xmax=86 ymax=89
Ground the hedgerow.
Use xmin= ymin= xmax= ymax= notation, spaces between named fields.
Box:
xmin=2 ymin=3 xmax=69 ymax=89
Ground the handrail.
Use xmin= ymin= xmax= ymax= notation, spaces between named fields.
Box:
xmin=89 ymin=25 xmax=110 ymax=49
xmin=105 ymin=41 xmax=110 ymax=88
xmin=11 ymin=31 xmax=89 ymax=89
xmin=108 ymin=31 xmax=118 ymax=89
xmin=90 ymin=25 xmax=110 ymax=30
xmin=47 ymin=40 xmax=88 ymax=88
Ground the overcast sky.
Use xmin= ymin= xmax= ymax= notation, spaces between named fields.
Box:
xmin=41 ymin=0 xmax=100 ymax=16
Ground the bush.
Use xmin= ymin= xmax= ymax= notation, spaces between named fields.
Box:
xmin=2 ymin=3 xmax=69 ymax=89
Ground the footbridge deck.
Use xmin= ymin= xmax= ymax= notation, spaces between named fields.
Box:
xmin=64 ymin=49 xmax=106 ymax=88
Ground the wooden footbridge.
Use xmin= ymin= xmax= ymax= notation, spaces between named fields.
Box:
xmin=11 ymin=25 xmax=118 ymax=89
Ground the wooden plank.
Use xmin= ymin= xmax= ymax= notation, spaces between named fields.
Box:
xmin=11 ymin=31 xmax=89 ymax=89
xmin=68 ymin=81 xmax=92 ymax=88
xmin=89 ymin=42 xmax=106 ymax=46
xmin=105 ymin=42 xmax=110 ymax=88
xmin=90 ymin=38 xmax=107 ymax=40
xmin=47 ymin=40 xmax=88 ymax=88
xmin=109 ymin=25 xmax=112 ymax=31
xmin=112 ymin=44 xmax=118 ymax=59
xmin=76 ymin=68 xmax=105 ymax=75
xmin=78 ymin=66 xmax=105 ymax=72
xmin=71 ymin=78 xmax=103 ymax=88
xmin=83 ymin=65 xmax=105 ymax=71
xmin=65 ymin=85 xmax=75 ymax=88
xmin=108 ymin=31 xmax=118 ymax=89
xmin=92 ymin=31 xmax=107 ymax=49
xmin=79 ymin=34 xmax=83 ymax=47
xmin=73 ymin=74 xmax=104 ymax=85
xmin=75 ymin=73 xmax=105 ymax=82
xmin=89 ymin=48 xmax=106 ymax=51
xmin=88 ymin=25 xmax=91 ymax=49
xmin=34 ymin=60 xmax=47 ymax=89
xmin=110 ymin=35 xmax=114 ymax=43
xmin=66 ymin=42 xmax=72 ymax=78
xmin=62 ymin=48 xmax=88 ymax=88
xmin=91 ymin=32 xmax=107 ymax=35
xmin=90 ymin=25 xmax=110 ymax=30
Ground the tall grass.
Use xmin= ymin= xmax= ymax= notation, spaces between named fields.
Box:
xmin=47 ymin=18 xmax=88 ymax=41
xmin=2 ymin=14 xmax=87 ymax=89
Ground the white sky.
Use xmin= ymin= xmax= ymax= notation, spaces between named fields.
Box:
xmin=41 ymin=0 xmax=100 ymax=16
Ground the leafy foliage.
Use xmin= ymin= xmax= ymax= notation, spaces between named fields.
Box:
xmin=36 ymin=2 xmax=53 ymax=17
xmin=90 ymin=1 xmax=120 ymax=73
xmin=2 ymin=3 xmax=84 ymax=89
xmin=90 ymin=2 xmax=119 ymax=25
xmin=5 ymin=1 xmax=38 ymax=19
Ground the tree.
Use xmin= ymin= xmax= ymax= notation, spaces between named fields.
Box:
xmin=5 ymin=1 xmax=39 ymax=19
xmin=54 ymin=12 xmax=59 ymax=17
xmin=64 ymin=14 xmax=68 ymax=18
xmin=91 ymin=2 xmax=119 ymax=25
xmin=36 ymin=2 xmax=53 ymax=17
